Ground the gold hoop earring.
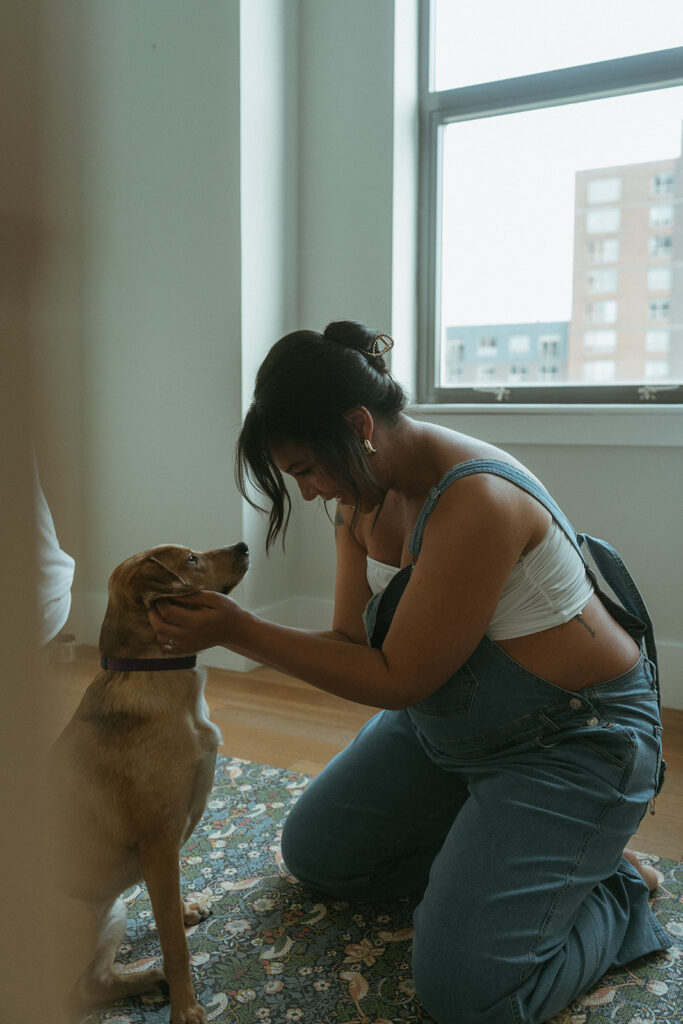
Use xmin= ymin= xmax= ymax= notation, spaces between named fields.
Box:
xmin=363 ymin=438 xmax=376 ymax=455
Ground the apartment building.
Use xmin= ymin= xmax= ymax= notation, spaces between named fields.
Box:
xmin=568 ymin=144 xmax=683 ymax=383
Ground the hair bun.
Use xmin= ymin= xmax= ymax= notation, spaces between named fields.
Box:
xmin=323 ymin=321 xmax=394 ymax=370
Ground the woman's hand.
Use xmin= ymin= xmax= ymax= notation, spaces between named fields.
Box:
xmin=148 ymin=591 xmax=244 ymax=655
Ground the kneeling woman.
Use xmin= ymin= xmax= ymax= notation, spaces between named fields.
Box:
xmin=150 ymin=322 xmax=668 ymax=1024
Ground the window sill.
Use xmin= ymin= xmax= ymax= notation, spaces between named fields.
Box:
xmin=409 ymin=404 xmax=683 ymax=447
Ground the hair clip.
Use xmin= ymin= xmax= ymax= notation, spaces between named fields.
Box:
xmin=368 ymin=333 xmax=394 ymax=358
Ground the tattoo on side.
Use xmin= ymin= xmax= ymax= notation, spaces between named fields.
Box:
xmin=574 ymin=614 xmax=596 ymax=638
xmin=334 ymin=507 xmax=345 ymax=527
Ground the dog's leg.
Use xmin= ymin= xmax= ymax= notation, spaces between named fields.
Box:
xmin=73 ymin=898 xmax=166 ymax=1011
xmin=139 ymin=843 xmax=207 ymax=1024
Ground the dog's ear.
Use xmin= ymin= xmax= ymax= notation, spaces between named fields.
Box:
xmin=134 ymin=555 xmax=202 ymax=610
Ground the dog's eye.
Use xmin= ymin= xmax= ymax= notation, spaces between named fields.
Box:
xmin=187 ymin=554 xmax=198 ymax=565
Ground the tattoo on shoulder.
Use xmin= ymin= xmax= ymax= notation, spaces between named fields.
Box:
xmin=574 ymin=614 xmax=596 ymax=639
xmin=334 ymin=507 xmax=345 ymax=527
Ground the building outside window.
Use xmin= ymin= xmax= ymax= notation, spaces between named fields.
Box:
xmin=645 ymin=359 xmax=670 ymax=379
xmin=587 ymin=269 xmax=618 ymax=293
xmin=584 ymin=330 xmax=617 ymax=352
xmin=586 ymin=300 xmax=618 ymax=324
xmin=587 ymin=177 xmax=621 ymax=203
xmin=648 ymin=267 xmax=672 ymax=291
xmin=645 ymin=329 xmax=670 ymax=351
xmin=651 ymin=172 xmax=675 ymax=195
xmin=586 ymin=239 xmax=619 ymax=263
xmin=420 ymin=1 xmax=683 ymax=402
xmin=649 ymin=204 xmax=674 ymax=227
xmin=648 ymin=299 xmax=671 ymax=320
xmin=509 ymin=334 xmax=531 ymax=354
xmin=583 ymin=360 xmax=616 ymax=382
xmin=648 ymin=236 xmax=673 ymax=258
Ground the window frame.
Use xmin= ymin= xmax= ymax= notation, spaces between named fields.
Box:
xmin=417 ymin=1 xmax=683 ymax=405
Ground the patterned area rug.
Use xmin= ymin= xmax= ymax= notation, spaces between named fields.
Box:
xmin=81 ymin=756 xmax=682 ymax=1024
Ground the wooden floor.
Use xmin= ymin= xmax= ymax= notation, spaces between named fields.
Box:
xmin=46 ymin=648 xmax=683 ymax=862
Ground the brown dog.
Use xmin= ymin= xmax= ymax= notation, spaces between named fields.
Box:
xmin=49 ymin=543 xmax=249 ymax=1023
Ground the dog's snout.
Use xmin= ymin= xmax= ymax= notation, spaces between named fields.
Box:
xmin=234 ymin=542 xmax=249 ymax=557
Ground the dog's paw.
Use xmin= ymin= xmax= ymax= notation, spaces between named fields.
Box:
xmin=170 ymin=1001 xmax=208 ymax=1024
xmin=182 ymin=898 xmax=211 ymax=927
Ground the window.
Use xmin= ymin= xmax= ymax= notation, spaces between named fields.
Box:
xmin=587 ymin=269 xmax=618 ymax=293
xmin=583 ymin=360 xmax=616 ymax=382
xmin=420 ymin=2 xmax=683 ymax=403
xmin=586 ymin=177 xmax=621 ymax=204
xmin=586 ymin=239 xmax=619 ymax=263
xmin=584 ymin=330 xmax=617 ymax=352
xmin=648 ymin=236 xmax=673 ymax=259
xmin=508 ymin=334 xmax=530 ymax=354
xmin=586 ymin=208 xmax=621 ymax=234
xmin=648 ymin=268 xmax=672 ymax=291
xmin=478 ymin=336 xmax=498 ymax=357
xmin=645 ymin=359 xmax=669 ymax=379
xmin=648 ymin=299 xmax=670 ymax=320
xmin=651 ymin=172 xmax=675 ymax=195
xmin=539 ymin=335 xmax=561 ymax=359
xmin=645 ymin=330 xmax=670 ymax=352
xmin=586 ymin=300 xmax=617 ymax=324
xmin=649 ymin=204 xmax=674 ymax=227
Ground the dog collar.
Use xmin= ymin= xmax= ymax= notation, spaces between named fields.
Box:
xmin=100 ymin=655 xmax=197 ymax=672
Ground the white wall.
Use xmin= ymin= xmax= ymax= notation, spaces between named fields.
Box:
xmin=37 ymin=1 xmax=682 ymax=707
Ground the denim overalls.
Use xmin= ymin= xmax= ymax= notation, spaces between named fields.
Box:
xmin=281 ymin=460 xmax=669 ymax=1024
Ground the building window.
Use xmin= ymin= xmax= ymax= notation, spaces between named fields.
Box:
xmin=476 ymin=364 xmax=498 ymax=381
xmin=509 ymin=365 xmax=528 ymax=381
xmin=586 ymin=239 xmax=619 ymax=263
xmin=586 ymin=208 xmax=621 ymax=234
xmin=586 ymin=177 xmax=621 ymax=204
xmin=508 ymin=334 xmax=531 ymax=354
xmin=647 ymin=299 xmax=670 ymax=320
xmin=584 ymin=330 xmax=617 ymax=352
xmin=586 ymin=300 xmax=617 ymax=324
xmin=649 ymin=204 xmax=674 ymax=227
xmin=421 ymin=2 xmax=683 ymax=403
xmin=648 ymin=267 xmax=672 ymax=291
xmin=645 ymin=359 xmax=670 ymax=379
xmin=645 ymin=330 xmax=670 ymax=352
xmin=587 ymin=269 xmax=618 ymax=293
xmin=651 ymin=172 xmax=675 ymax=195
xmin=648 ymin=235 xmax=673 ymax=258
xmin=477 ymin=336 xmax=498 ymax=357
xmin=583 ymin=360 xmax=616 ymax=382
xmin=539 ymin=335 xmax=561 ymax=358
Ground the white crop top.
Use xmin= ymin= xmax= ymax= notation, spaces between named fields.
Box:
xmin=366 ymin=519 xmax=594 ymax=641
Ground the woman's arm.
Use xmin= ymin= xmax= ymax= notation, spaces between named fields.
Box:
xmin=149 ymin=476 xmax=532 ymax=709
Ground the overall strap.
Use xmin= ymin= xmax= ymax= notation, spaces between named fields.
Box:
xmin=407 ymin=458 xmax=659 ymax=697
xmin=408 ymin=459 xmax=582 ymax=561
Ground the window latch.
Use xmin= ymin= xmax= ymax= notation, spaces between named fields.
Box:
xmin=637 ymin=384 xmax=680 ymax=402
xmin=473 ymin=386 xmax=511 ymax=403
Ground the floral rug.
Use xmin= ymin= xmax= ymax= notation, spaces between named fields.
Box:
xmin=81 ymin=756 xmax=682 ymax=1024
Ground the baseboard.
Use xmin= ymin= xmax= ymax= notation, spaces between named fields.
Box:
xmin=63 ymin=591 xmax=683 ymax=707
xmin=658 ymin=641 xmax=683 ymax=711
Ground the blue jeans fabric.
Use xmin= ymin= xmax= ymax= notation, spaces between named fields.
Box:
xmin=281 ymin=460 xmax=669 ymax=1023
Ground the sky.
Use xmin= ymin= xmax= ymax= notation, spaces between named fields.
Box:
xmin=434 ymin=0 xmax=683 ymax=326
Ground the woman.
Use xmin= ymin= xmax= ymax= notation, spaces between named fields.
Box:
xmin=150 ymin=322 xmax=668 ymax=1024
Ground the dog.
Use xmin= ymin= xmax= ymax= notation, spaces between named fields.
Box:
xmin=49 ymin=542 xmax=249 ymax=1023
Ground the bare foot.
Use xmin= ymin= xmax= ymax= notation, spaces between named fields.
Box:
xmin=623 ymin=848 xmax=661 ymax=893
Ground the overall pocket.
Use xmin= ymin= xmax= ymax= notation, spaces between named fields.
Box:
xmin=412 ymin=664 xmax=479 ymax=717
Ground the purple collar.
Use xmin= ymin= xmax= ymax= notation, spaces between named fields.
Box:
xmin=100 ymin=654 xmax=197 ymax=672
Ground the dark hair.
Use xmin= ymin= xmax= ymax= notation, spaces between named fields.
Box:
xmin=236 ymin=321 xmax=408 ymax=550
